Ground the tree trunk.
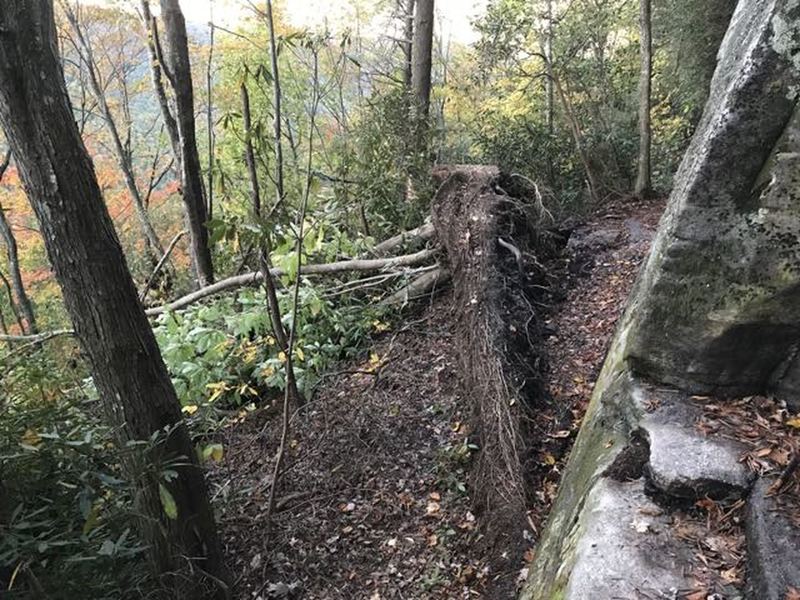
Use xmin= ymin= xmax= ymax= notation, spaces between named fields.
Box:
xmin=256 ymin=10 xmax=304 ymax=405
xmin=553 ymin=74 xmax=601 ymax=204
xmin=159 ymin=0 xmax=215 ymax=286
xmin=402 ymin=0 xmax=415 ymax=93
xmin=411 ymin=0 xmax=434 ymax=117
xmin=139 ymin=0 xmax=181 ymax=169
xmin=635 ymin=0 xmax=653 ymax=197
xmin=0 ymin=152 xmax=36 ymax=335
xmin=206 ymin=3 xmax=215 ymax=220
xmin=544 ymin=0 xmax=554 ymax=136
xmin=0 ymin=268 xmax=25 ymax=335
xmin=266 ymin=0 xmax=285 ymax=207
xmin=0 ymin=3 xmax=228 ymax=596
xmin=0 ymin=203 xmax=37 ymax=335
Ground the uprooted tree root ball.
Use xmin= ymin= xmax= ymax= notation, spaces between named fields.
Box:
xmin=432 ymin=166 xmax=561 ymax=567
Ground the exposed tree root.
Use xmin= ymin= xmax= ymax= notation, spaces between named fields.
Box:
xmin=431 ymin=165 xmax=560 ymax=593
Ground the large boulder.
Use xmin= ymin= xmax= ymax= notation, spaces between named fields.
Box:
xmin=619 ymin=0 xmax=800 ymax=397
xmin=522 ymin=1 xmax=800 ymax=597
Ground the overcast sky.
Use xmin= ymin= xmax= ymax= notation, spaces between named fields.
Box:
xmin=176 ymin=0 xmax=487 ymax=45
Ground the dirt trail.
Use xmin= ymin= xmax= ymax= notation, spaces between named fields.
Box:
xmin=209 ymin=198 xmax=666 ymax=599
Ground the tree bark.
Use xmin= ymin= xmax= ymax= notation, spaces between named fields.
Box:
xmin=0 ymin=2 xmax=228 ymax=596
xmin=411 ymin=0 xmax=434 ymax=117
xmin=635 ymin=0 xmax=653 ymax=197
xmin=159 ymin=0 xmax=215 ymax=286
xmin=0 ymin=152 xmax=37 ymax=334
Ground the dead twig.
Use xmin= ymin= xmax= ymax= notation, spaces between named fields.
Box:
xmin=769 ymin=452 xmax=800 ymax=494
xmin=139 ymin=230 xmax=185 ymax=302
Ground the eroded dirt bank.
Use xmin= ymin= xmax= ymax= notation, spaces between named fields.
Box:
xmin=209 ymin=195 xmax=665 ymax=599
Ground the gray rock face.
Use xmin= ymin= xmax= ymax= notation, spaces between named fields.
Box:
xmin=643 ymin=421 xmax=754 ymax=499
xmin=522 ymin=3 xmax=800 ymax=597
xmin=565 ymin=478 xmax=691 ymax=600
xmin=617 ymin=0 xmax=800 ymax=397
xmin=746 ymin=478 xmax=800 ymax=600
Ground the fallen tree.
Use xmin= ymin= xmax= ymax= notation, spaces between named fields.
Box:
xmin=145 ymin=247 xmax=438 ymax=316
xmin=431 ymin=165 xmax=560 ymax=595
xmin=0 ymin=247 xmax=440 ymax=344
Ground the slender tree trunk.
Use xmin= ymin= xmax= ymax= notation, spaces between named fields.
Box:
xmin=402 ymin=0 xmax=415 ymax=93
xmin=159 ymin=0 xmax=215 ymax=286
xmin=0 ymin=298 xmax=8 ymax=342
xmin=61 ymin=3 xmax=166 ymax=261
xmin=0 ymin=268 xmax=25 ymax=335
xmin=206 ymin=2 xmax=215 ymax=220
xmin=241 ymin=83 xmax=261 ymax=218
xmin=0 ymin=3 xmax=228 ymax=597
xmin=544 ymin=0 xmax=554 ymax=136
xmin=635 ymin=0 xmax=653 ymax=197
xmin=411 ymin=0 xmax=434 ymax=118
xmin=0 ymin=203 xmax=37 ymax=335
xmin=139 ymin=0 xmax=181 ymax=169
xmin=0 ymin=152 xmax=36 ymax=334
xmin=553 ymin=74 xmax=601 ymax=204
xmin=262 ymin=6 xmax=303 ymax=405
xmin=266 ymin=0 xmax=285 ymax=207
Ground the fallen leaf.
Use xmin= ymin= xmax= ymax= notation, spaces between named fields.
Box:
xmin=631 ymin=516 xmax=651 ymax=533
xmin=20 ymin=429 xmax=41 ymax=447
xmin=426 ymin=501 xmax=440 ymax=516
xmin=523 ymin=548 xmax=536 ymax=562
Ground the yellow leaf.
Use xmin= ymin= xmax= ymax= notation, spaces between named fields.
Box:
xmin=787 ymin=417 xmax=800 ymax=429
xmin=201 ymin=443 xmax=224 ymax=463
xmin=158 ymin=483 xmax=178 ymax=520
xmin=372 ymin=320 xmax=390 ymax=333
xmin=206 ymin=381 xmax=230 ymax=402
xmin=278 ymin=351 xmax=287 ymax=363
xmin=295 ymin=347 xmax=305 ymax=362
xmin=542 ymin=453 xmax=556 ymax=466
xmin=181 ymin=405 xmax=199 ymax=415
xmin=82 ymin=504 xmax=100 ymax=536
xmin=238 ymin=384 xmax=258 ymax=397
xmin=21 ymin=429 xmax=41 ymax=447
xmin=261 ymin=364 xmax=276 ymax=378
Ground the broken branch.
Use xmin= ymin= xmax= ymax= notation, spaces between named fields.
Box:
xmin=145 ymin=248 xmax=437 ymax=316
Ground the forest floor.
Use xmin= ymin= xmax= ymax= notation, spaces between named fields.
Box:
xmin=208 ymin=197 xmax=666 ymax=600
